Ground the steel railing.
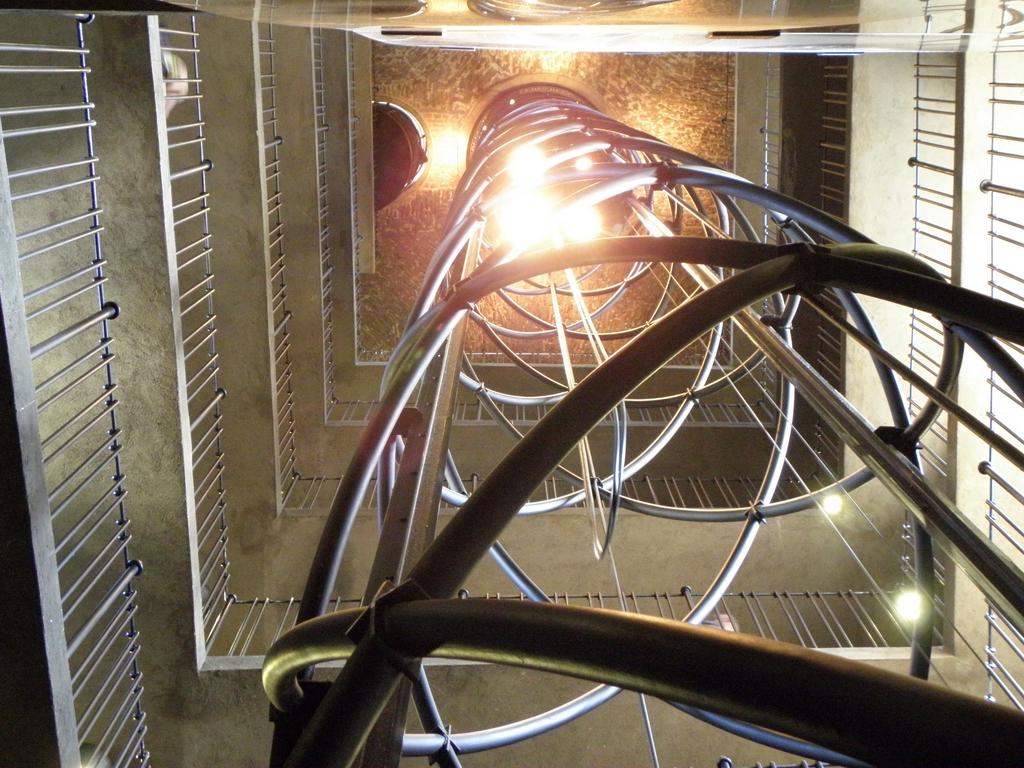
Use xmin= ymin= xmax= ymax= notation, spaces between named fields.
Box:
xmin=311 ymin=24 xmax=339 ymax=421
xmin=209 ymin=588 xmax=924 ymax=658
xmin=908 ymin=50 xmax=958 ymax=480
xmin=257 ymin=9 xmax=299 ymax=508
xmin=157 ymin=13 xmax=233 ymax=652
xmin=980 ymin=0 xmax=1024 ymax=712
xmin=1 ymin=16 xmax=148 ymax=767
xmin=327 ymin=392 xmax=777 ymax=429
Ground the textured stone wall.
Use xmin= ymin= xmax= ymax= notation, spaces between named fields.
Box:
xmin=361 ymin=46 xmax=735 ymax=358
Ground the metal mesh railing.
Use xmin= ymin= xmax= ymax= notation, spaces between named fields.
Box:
xmin=157 ymin=14 xmax=233 ymax=651
xmin=0 ymin=17 xmax=148 ymax=767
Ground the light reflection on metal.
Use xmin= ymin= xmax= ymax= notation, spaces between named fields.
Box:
xmin=467 ymin=0 xmax=675 ymax=22
xmin=172 ymin=1 xmax=984 ymax=54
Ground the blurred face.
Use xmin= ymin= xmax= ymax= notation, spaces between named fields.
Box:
xmin=162 ymin=52 xmax=189 ymax=117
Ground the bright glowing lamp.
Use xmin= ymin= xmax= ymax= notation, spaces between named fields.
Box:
xmin=561 ymin=206 xmax=602 ymax=242
xmin=507 ymin=145 xmax=547 ymax=185
xmin=497 ymin=193 xmax=552 ymax=247
xmin=821 ymin=493 xmax=843 ymax=516
xmin=895 ymin=589 xmax=923 ymax=622
xmin=574 ymin=155 xmax=593 ymax=171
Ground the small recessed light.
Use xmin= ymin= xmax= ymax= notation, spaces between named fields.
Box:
xmin=821 ymin=493 xmax=843 ymax=515
xmin=895 ymin=589 xmax=923 ymax=622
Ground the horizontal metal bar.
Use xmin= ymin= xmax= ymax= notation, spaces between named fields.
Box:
xmin=2 ymin=119 xmax=96 ymax=139
xmin=199 ymin=536 xmax=229 ymax=590
xmin=74 ymin=615 xmax=137 ymax=711
xmin=736 ymin=297 xmax=1024 ymax=631
xmin=178 ymin=272 xmax=212 ymax=304
xmin=273 ymin=310 xmax=292 ymax=336
xmin=12 ymin=175 xmax=99 ymax=203
xmin=26 ymin=275 xmax=106 ymax=321
xmin=169 ymin=158 xmax=213 ymax=181
xmin=58 ymin=492 xmax=125 ymax=572
xmin=49 ymin=444 xmax=123 ymax=522
xmin=23 ymin=258 xmax=104 ymax=301
xmin=7 ymin=155 xmax=96 ymax=180
xmin=187 ymin=366 xmax=218 ymax=404
xmin=167 ymin=135 xmax=205 ymax=151
xmin=982 ymin=180 xmax=1024 ymax=199
xmin=181 ymin=313 xmax=216 ymax=351
xmin=0 ymin=101 xmax=93 ymax=118
xmin=166 ymin=119 xmax=204 ymax=134
xmin=31 ymin=303 xmax=117 ymax=359
xmin=66 ymin=561 xmax=142 ymax=657
xmin=990 ymin=132 xmax=1024 ymax=144
xmin=174 ymin=205 xmax=209 ymax=228
xmin=62 ymin=531 xmax=130 ymax=616
xmin=182 ymin=326 xmax=216 ymax=363
xmin=201 ymin=568 xmax=231 ymax=624
xmin=0 ymin=64 xmax=89 ymax=74
xmin=111 ymin=718 xmax=147 ymax=768
xmin=18 ymin=225 xmax=103 ymax=262
xmin=177 ymin=245 xmax=213 ymax=274
xmin=70 ymin=600 xmax=136 ymax=691
xmin=189 ymin=387 xmax=226 ymax=431
xmin=193 ymin=463 xmax=224 ymax=513
xmin=172 ymin=191 xmax=209 ymax=211
xmin=41 ymin=393 xmax=117 ymax=463
xmin=158 ymin=26 xmax=199 ymax=36
xmin=83 ymin=683 xmax=144 ymax=768
xmin=0 ymin=42 xmax=87 ymax=53
xmin=37 ymin=350 xmax=112 ymax=412
xmin=179 ymin=285 xmax=214 ymax=319
xmin=196 ymin=496 xmax=225 ymax=549
xmin=190 ymin=422 xmax=222 ymax=472
xmin=82 ymin=670 xmax=143 ymax=758
xmin=908 ymin=157 xmax=954 ymax=175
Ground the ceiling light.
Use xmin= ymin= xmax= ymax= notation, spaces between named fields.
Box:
xmin=821 ymin=493 xmax=843 ymax=516
xmin=497 ymin=193 xmax=552 ymax=248
xmin=507 ymin=145 xmax=547 ymax=185
xmin=561 ymin=206 xmax=602 ymax=242
xmin=895 ymin=589 xmax=923 ymax=622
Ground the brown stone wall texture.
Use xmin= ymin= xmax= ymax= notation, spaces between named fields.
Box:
xmin=360 ymin=45 xmax=735 ymax=358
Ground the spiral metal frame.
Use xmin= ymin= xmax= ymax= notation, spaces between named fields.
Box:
xmin=265 ymin=97 xmax=1024 ymax=767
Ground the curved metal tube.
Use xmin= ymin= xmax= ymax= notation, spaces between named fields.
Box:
xmin=266 ymin=600 xmax=1024 ymax=768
